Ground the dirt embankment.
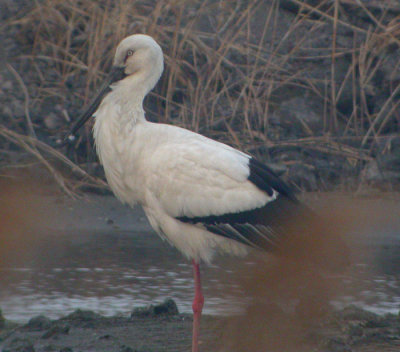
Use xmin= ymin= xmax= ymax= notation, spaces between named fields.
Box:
xmin=0 ymin=0 xmax=399 ymax=193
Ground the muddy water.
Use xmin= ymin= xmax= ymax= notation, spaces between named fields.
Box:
xmin=0 ymin=195 xmax=399 ymax=322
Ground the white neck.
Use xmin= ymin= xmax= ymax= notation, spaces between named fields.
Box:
xmin=109 ymin=65 xmax=162 ymax=123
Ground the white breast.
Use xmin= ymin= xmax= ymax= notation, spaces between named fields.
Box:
xmin=93 ymin=95 xmax=146 ymax=206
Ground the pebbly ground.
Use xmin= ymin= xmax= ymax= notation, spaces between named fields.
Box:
xmin=0 ymin=300 xmax=400 ymax=352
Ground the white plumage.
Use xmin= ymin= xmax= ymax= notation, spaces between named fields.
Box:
xmin=85 ymin=35 xmax=282 ymax=264
xmin=67 ymin=34 xmax=299 ymax=352
xmin=94 ymin=99 xmax=273 ymax=257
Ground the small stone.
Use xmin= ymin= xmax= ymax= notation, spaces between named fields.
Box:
xmin=24 ymin=315 xmax=52 ymax=331
xmin=270 ymin=95 xmax=324 ymax=134
xmin=2 ymin=105 xmax=12 ymax=117
xmin=347 ymin=323 xmax=363 ymax=337
xmin=106 ymin=218 xmax=114 ymax=225
xmin=265 ymin=162 xmax=287 ymax=176
xmin=41 ymin=325 xmax=70 ymax=339
xmin=153 ymin=298 xmax=179 ymax=316
xmin=6 ymin=337 xmax=35 ymax=351
xmin=364 ymin=317 xmax=389 ymax=328
xmin=44 ymin=113 xmax=63 ymax=130
xmin=63 ymin=309 xmax=101 ymax=322
xmin=11 ymin=100 xmax=25 ymax=118
xmin=120 ymin=345 xmax=134 ymax=352
xmin=99 ymin=334 xmax=113 ymax=340
xmin=325 ymin=338 xmax=352 ymax=352
xmin=288 ymin=163 xmax=318 ymax=191
xmin=2 ymin=80 xmax=13 ymax=91
xmin=0 ymin=308 xmax=5 ymax=329
xmin=362 ymin=156 xmax=400 ymax=183
xmin=340 ymin=305 xmax=378 ymax=321
xmin=131 ymin=298 xmax=179 ymax=318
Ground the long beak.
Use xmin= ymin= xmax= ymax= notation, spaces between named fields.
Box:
xmin=65 ymin=66 xmax=127 ymax=142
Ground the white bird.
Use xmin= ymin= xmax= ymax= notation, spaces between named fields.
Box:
xmin=66 ymin=34 xmax=346 ymax=352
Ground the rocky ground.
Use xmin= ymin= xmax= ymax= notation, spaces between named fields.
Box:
xmin=0 ymin=300 xmax=399 ymax=352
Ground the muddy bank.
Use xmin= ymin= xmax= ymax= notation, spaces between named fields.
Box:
xmin=1 ymin=300 xmax=399 ymax=352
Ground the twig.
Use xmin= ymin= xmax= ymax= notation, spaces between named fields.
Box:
xmin=361 ymin=83 xmax=400 ymax=147
xmin=288 ymin=0 xmax=372 ymax=35
xmin=330 ymin=0 xmax=339 ymax=132
xmin=7 ymin=64 xmax=36 ymax=139
xmin=0 ymin=125 xmax=108 ymax=196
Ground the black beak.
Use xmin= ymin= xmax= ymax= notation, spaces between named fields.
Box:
xmin=64 ymin=66 xmax=127 ymax=142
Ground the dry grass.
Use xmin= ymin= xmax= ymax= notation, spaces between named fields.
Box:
xmin=1 ymin=0 xmax=400 ymax=193
xmin=0 ymin=124 xmax=108 ymax=196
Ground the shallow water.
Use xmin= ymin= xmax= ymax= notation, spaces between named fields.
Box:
xmin=0 ymin=229 xmax=244 ymax=321
xmin=1 ymin=196 xmax=399 ymax=322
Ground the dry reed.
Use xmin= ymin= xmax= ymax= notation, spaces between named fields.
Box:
xmin=1 ymin=0 xmax=399 ymax=193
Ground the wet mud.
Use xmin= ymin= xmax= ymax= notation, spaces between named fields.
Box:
xmin=1 ymin=300 xmax=399 ymax=352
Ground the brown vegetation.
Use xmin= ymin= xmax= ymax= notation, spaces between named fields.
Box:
xmin=1 ymin=0 xmax=399 ymax=194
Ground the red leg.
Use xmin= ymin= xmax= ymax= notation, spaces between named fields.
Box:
xmin=192 ymin=259 xmax=204 ymax=352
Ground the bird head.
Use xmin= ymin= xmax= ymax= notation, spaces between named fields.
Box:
xmin=113 ymin=34 xmax=164 ymax=79
xmin=65 ymin=34 xmax=164 ymax=142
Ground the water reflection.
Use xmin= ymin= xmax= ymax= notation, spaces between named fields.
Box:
xmin=0 ymin=229 xmax=245 ymax=321
xmin=1 ymin=225 xmax=400 ymax=322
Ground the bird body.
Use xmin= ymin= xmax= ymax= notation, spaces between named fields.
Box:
xmin=94 ymin=114 xmax=277 ymax=262
xmin=66 ymin=34 xmax=316 ymax=352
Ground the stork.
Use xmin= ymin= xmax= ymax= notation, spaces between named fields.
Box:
xmin=66 ymin=34 xmax=345 ymax=352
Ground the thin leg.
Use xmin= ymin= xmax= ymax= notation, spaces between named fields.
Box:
xmin=192 ymin=259 xmax=204 ymax=352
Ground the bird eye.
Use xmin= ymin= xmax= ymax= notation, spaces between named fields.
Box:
xmin=124 ymin=49 xmax=135 ymax=64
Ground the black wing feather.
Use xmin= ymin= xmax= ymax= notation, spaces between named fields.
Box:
xmin=248 ymin=158 xmax=296 ymax=201
xmin=177 ymin=157 xmax=303 ymax=252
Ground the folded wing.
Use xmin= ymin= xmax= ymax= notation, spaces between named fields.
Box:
xmin=144 ymin=132 xmax=300 ymax=251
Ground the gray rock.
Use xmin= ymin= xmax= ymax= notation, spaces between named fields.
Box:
xmin=3 ymin=337 xmax=35 ymax=352
xmin=340 ymin=305 xmax=379 ymax=321
xmin=2 ymin=105 xmax=13 ymax=117
xmin=288 ymin=163 xmax=318 ymax=191
xmin=24 ymin=315 xmax=52 ymax=331
xmin=0 ymin=309 xmax=5 ymax=329
xmin=119 ymin=345 xmax=134 ymax=352
xmin=364 ymin=317 xmax=391 ymax=328
xmin=265 ymin=162 xmax=287 ymax=176
xmin=270 ymin=95 xmax=324 ymax=135
xmin=10 ymin=100 xmax=25 ymax=118
xmin=63 ymin=309 xmax=101 ymax=322
xmin=41 ymin=325 xmax=70 ymax=339
xmin=131 ymin=298 xmax=179 ymax=318
xmin=2 ymin=79 xmax=13 ymax=91
xmin=44 ymin=112 xmax=63 ymax=130
xmin=347 ymin=323 xmax=363 ymax=338
xmin=379 ymin=48 xmax=400 ymax=81
xmin=325 ymin=337 xmax=352 ymax=352
xmin=363 ymin=155 xmax=400 ymax=182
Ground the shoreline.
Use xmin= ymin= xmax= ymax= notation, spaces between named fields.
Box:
xmin=1 ymin=301 xmax=399 ymax=352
